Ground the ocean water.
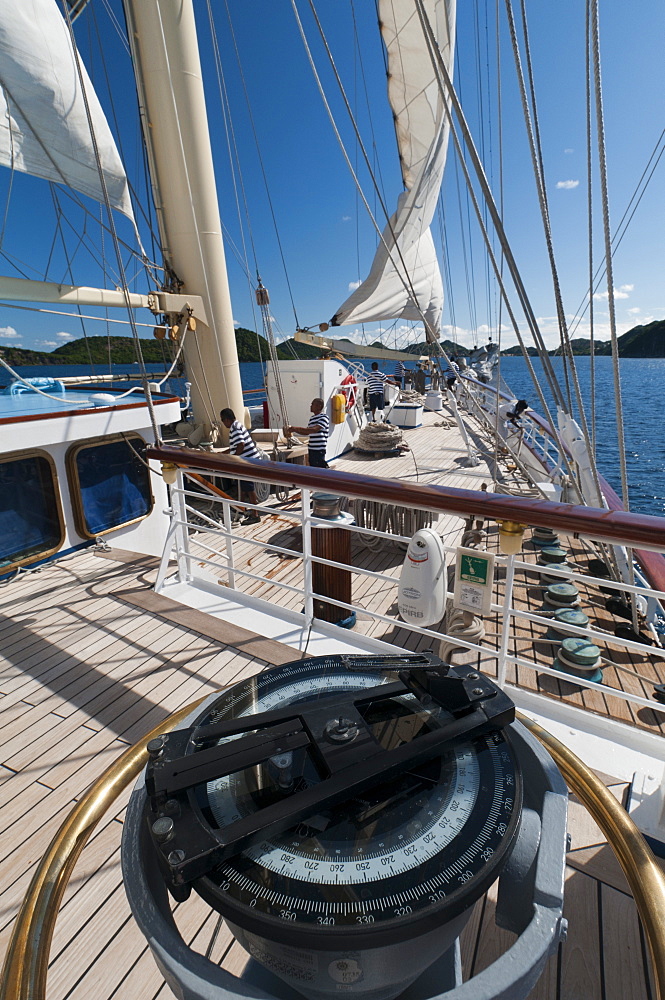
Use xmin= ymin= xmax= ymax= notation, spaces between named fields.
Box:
xmin=2 ymin=355 xmax=663 ymax=518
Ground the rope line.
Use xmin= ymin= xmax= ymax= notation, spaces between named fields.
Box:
xmin=61 ymin=3 xmax=161 ymax=444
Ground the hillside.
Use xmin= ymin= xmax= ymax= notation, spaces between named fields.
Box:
xmin=529 ymin=319 xmax=665 ymax=358
xmin=0 ymin=330 xmax=323 ymax=368
xmin=3 ymin=319 xmax=662 ymax=368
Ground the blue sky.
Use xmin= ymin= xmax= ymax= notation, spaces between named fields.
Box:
xmin=0 ymin=0 xmax=662 ymax=356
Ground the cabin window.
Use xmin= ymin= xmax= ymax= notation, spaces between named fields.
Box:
xmin=0 ymin=451 xmax=64 ymax=571
xmin=67 ymin=435 xmax=153 ymax=538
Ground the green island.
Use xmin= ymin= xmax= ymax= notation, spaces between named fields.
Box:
xmin=1 ymin=319 xmax=663 ymax=367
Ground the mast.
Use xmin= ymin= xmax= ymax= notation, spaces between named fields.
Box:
xmin=123 ymin=0 xmax=243 ymax=438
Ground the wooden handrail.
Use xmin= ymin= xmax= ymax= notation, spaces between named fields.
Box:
xmin=147 ymin=444 xmax=665 ymax=555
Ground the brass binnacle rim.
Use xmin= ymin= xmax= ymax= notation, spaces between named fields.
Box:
xmin=0 ymin=694 xmax=210 ymax=1000
xmin=517 ymin=711 xmax=665 ymax=1000
xmin=2 ymin=697 xmax=665 ymax=1000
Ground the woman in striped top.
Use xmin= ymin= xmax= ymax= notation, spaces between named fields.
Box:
xmin=220 ymin=407 xmax=261 ymax=523
xmin=285 ymin=398 xmax=330 ymax=468
xmin=366 ymin=362 xmax=397 ymax=421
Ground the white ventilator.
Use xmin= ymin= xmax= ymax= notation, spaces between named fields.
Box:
xmin=398 ymin=528 xmax=447 ymax=626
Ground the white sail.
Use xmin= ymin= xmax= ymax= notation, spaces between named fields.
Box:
xmin=0 ymin=0 xmax=133 ymax=219
xmin=332 ymin=0 xmax=455 ymax=338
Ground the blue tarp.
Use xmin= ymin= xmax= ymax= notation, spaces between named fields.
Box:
xmin=76 ymin=439 xmax=151 ymax=535
xmin=0 ymin=456 xmax=61 ymax=564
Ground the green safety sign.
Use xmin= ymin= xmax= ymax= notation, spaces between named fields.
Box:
xmin=453 ymin=547 xmax=496 ymax=616
xmin=459 ymin=553 xmax=491 ymax=586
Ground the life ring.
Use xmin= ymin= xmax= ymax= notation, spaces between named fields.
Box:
xmin=339 ymin=373 xmax=358 ymax=411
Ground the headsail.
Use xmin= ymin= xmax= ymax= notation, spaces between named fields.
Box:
xmin=332 ymin=0 xmax=455 ymax=338
xmin=0 ymin=0 xmax=133 ymax=219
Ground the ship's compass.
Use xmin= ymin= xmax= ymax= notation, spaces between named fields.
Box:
xmin=123 ymin=654 xmax=568 ymax=1000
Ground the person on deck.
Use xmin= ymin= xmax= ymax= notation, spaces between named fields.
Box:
xmin=366 ymin=362 xmax=396 ymax=421
xmin=442 ymin=357 xmax=460 ymax=392
xmin=220 ymin=407 xmax=262 ymax=524
xmin=285 ymin=398 xmax=331 ymax=468
xmin=393 ymin=360 xmax=406 ymax=389
xmin=497 ymin=399 xmax=529 ymax=439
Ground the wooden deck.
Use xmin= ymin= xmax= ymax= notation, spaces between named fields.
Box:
xmin=0 ymin=548 xmax=657 ymax=998
xmin=183 ymin=407 xmax=665 ymax=737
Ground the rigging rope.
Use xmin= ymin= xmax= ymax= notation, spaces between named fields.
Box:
xmin=504 ymin=0 xmax=604 ymax=509
xmin=0 ymin=354 xmax=142 ymax=404
xmin=62 ymin=3 xmax=161 ymax=443
xmin=414 ymin=0 xmax=581 ymax=494
xmin=590 ymin=0 xmax=629 ymax=512
xmin=295 ymin=0 xmax=444 ymax=348
xmin=413 ymin=1 xmax=567 ymax=418
xmin=221 ymin=0 xmax=301 ymax=330
xmin=585 ymin=0 xmax=596 ymax=460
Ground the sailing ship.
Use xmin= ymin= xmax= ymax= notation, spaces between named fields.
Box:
xmin=2 ymin=2 xmax=665 ymax=998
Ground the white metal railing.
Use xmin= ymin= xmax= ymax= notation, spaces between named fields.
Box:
xmin=154 ymin=465 xmax=665 ymax=725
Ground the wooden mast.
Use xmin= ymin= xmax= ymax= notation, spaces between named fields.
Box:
xmin=123 ymin=0 xmax=244 ymax=439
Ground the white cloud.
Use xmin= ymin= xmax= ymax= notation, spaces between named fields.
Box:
xmin=348 ymin=280 xmax=361 ymax=291
xmin=341 ymin=216 xmax=351 ymax=222
xmin=564 ymin=148 xmax=574 ymax=154
xmin=627 ymin=307 xmax=641 ymax=315
xmin=593 ymin=284 xmax=634 ymax=301
xmin=37 ymin=340 xmax=58 ymax=347
xmin=556 ymin=179 xmax=579 ymax=189
xmin=0 ymin=326 xmax=19 ymax=339
xmin=56 ymin=331 xmax=73 ymax=339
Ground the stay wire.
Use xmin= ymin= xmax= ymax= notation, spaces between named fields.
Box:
xmin=205 ymin=0 xmax=261 ymax=340
xmin=221 ymin=0 xmax=301 ymax=330
xmin=61 ymin=1 xmax=161 ymax=443
xmin=505 ymin=0 xmax=574 ymax=413
xmin=567 ymin=130 xmax=665 ymax=338
xmin=298 ymin=0 xmax=443 ymax=346
xmin=506 ymin=0 xmax=603 ymax=506
xmin=414 ymin=0 xmax=579 ymax=489
xmin=590 ymin=0 xmax=629 ymax=513
xmin=585 ymin=0 xmax=596 ymax=459
xmin=415 ymin=1 xmax=565 ymax=417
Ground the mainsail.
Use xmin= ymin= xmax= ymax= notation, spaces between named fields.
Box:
xmin=0 ymin=0 xmax=133 ymax=219
xmin=332 ymin=0 xmax=455 ymax=338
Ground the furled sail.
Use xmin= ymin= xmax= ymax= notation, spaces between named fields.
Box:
xmin=0 ymin=0 xmax=133 ymax=219
xmin=332 ymin=0 xmax=455 ymax=338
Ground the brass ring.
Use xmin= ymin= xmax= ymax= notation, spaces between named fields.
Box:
xmin=2 ymin=697 xmax=665 ymax=1000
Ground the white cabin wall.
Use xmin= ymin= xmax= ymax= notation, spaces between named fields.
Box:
xmin=0 ymin=398 xmax=181 ymax=563
xmin=265 ymin=360 xmax=365 ymax=460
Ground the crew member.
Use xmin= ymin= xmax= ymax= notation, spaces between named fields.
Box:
xmin=285 ymin=398 xmax=330 ymax=468
xmin=220 ymin=407 xmax=262 ymax=524
xmin=442 ymin=357 xmax=460 ymax=391
xmin=393 ymin=359 xmax=406 ymax=389
xmin=366 ymin=362 xmax=396 ymax=421
xmin=497 ymin=398 xmax=529 ymax=437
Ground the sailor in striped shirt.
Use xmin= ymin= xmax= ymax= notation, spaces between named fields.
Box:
xmin=285 ymin=398 xmax=330 ymax=468
xmin=366 ymin=362 xmax=397 ymax=421
xmin=220 ymin=407 xmax=261 ymax=522
xmin=393 ymin=360 xmax=406 ymax=388
xmin=442 ymin=357 xmax=460 ymax=391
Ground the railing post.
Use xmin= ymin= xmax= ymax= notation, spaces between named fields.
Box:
xmin=301 ymin=487 xmax=314 ymax=623
xmin=174 ymin=471 xmax=192 ymax=583
xmin=154 ymin=506 xmax=179 ymax=593
xmin=223 ymin=498 xmax=236 ymax=588
xmin=497 ymin=553 xmax=516 ymax=689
